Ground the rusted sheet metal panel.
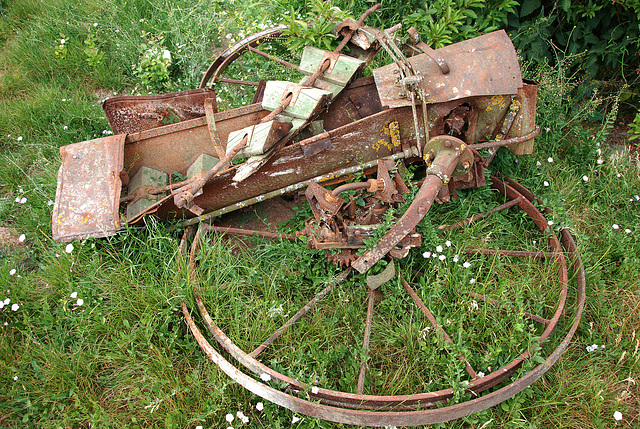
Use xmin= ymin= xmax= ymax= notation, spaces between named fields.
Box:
xmin=153 ymin=107 xmax=416 ymax=219
xmin=507 ymin=81 xmax=539 ymax=155
xmin=317 ymin=76 xmax=385 ymax=131
xmin=52 ymin=134 xmax=125 ymax=242
xmin=123 ymin=103 xmax=268 ymax=179
xmin=103 ymin=88 xmax=215 ymax=134
xmin=373 ymin=30 xmax=522 ymax=107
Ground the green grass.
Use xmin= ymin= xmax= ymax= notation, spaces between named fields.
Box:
xmin=1 ymin=0 xmax=639 ymax=428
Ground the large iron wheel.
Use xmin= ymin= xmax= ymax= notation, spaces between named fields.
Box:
xmin=181 ymin=172 xmax=585 ymax=427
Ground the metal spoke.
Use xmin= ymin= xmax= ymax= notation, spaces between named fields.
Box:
xmin=250 ymin=267 xmax=352 ymax=358
xmin=216 ymin=77 xmax=260 ymax=86
xmin=357 ymin=290 xmax=376 ymax=394
xmin=247 ymin=45 xmax=302 ymax=72
xmin=401 ymin=278 xmax=477 ymax=378
xmin=440 ymin=197 xmax=522 ymax=232
xmin=464 ymin=290 xmax=550 ymax=326
xmin=464 ymin=248 xmax=556 ymax=259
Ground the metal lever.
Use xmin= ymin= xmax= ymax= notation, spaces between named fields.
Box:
xmin=407 ymin=27 xmax=450 ymax=75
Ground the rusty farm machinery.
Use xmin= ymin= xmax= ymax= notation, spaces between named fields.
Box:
xmin=52 ymin=5 xmax=585 ymax=426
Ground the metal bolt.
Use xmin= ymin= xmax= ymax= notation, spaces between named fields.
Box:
xmin=444 ymin=140 xmax=452 ymax=148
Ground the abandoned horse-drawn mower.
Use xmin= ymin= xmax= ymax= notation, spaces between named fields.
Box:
xmin=52 ymin=5 xmax=585 ymax=426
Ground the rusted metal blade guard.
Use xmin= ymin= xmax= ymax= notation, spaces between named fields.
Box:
xmin=182 ymin=177 xmax=585 ymax=427
xmin=103 ymin=88 xmax=215 ymax=135
xmin=373 ymin=30 xmax=522 ymax=107
xmin=52 ymin=134 xmax=125 ymax=242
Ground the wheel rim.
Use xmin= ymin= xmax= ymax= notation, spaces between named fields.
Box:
xmin=199 ymin=25 xmax=302 ymax=110
xmin=181 ymin=175 xmax=586 ymax=426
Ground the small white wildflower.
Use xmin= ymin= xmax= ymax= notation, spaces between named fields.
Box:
xmin=18 ymin=197 xmax=27 ymax=204
xmin=9 ymin=269 xmax=16 ymax=276
xmin=613 ymin=411 xmax=622 ymax=421
xmin=436 ymin=245 xmax=443 ymax=252
xmin=63 ymin=125 xmax=68 ymax=130
xmin=14 ymin=196 xmax=20 ymax=203
xmin=256 ymin=402 xmax=264 ymax=411
xmin=625 ymin=229 xmax=631 ymax=234
xmin=548 ymin=220 xmax=554 ymax=226
xmin=635 ymin=195 xmax=640 ymax=201
xmin=70 ymin=292 xmax=77 ymax=299
xmin=601 ymin=345 xmax=605 ymax=349
xmin=422 ymin=251 xmax=431 ymax=258
xmin=76 ymin=298 xmax=84 ymax=306
xmin=582 ymin=175 xmax=589 ymax=182
xmin=139 ymin=18 xmax=144 ymax=22
xmin=311 ymin=386 xmax=319 ymax=394
xmin=547 ymin=157 xmax=553 ymax=163
xmin=4 ymin=298 xmax=10 ymax=305
xmin=544 ymin=127 xmax=550 ymax=132
xmin=11 ymin=303 xmax=19 ymax=311
xmin=617 ymin=173 xmax=622 ymax=178
xmin=292 ymin=416 xmax=301 ymax=424
xmin=65 ymin=243 xmax=74 ymax=253
xmin=477 ymin=371 xmax=485 ymax=378
xmin=597 ymin=158 xmax=603 ymax=165
xmin=17 ymin=136 xmax=23 ymax=142
xmin=469 ymin=278 xmax=476 ymax=284
xmin=463 ymin=262 xmax=471 ymax=268
xmin=225 ymin=413 xmax=234 ymax=423
xmin=543 ymin=181 xmax=550 ymax=187
xmin=13 ymin=376 xmax=18 ymax=381
xmin=469 ymin=300 xmax=478 ymax=310
xmin=453 ymin=255 xmax=459 ymax=263
xmin=536 ymin=160 xmax=542 ymax=166
xmin=612 ymin=224 xmax=619 ymax=230
xmin=162 ymin=49 xmax=172 ymax=62
xmin=446 ymin=319 xmax=451 ymax=324
xmin=445 ymin=240 xmax=451 ymax=247
xmin=260 ymin=373 xmax=271 ymax=382
xmin=18 ymin=234 xmax=25 ymax=242
xmin=93 ymin=22 xmax=98 ymax=27
xmin=431 ymin=253 xmax=437 ymax=258
xmin=438 ymin=254 xmax=446 ymax=261
xmin=0 ymin=302 xmax=4 ymax=309
xmin=60 ymin=38 xmax=65 ymax=44
xmin=241 ymin=416 xmax=249 ymax=424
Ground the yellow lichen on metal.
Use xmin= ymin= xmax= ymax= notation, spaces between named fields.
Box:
xmin=373 ymin=121 xmax=401 ymax=152
xmin=389 ymin=121 xmax=401 ymax=147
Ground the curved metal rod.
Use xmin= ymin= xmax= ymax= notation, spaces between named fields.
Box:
xmin=470 ymin=126 xmax=541 ymax=150
xmin=199 ymin=26 xmax=288 ymax=89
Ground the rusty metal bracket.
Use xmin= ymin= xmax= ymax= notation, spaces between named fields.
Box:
xmin=406 ymin=27 xmax=450 ymax=75
xmin=306 ymin=181 xmax=345 ymax=220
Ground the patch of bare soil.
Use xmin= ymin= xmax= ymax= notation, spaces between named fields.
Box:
xmin=0 ymin=226 xmax=22 ymax=248
xmin=211 ymin=195 xmax=302 ymax=250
